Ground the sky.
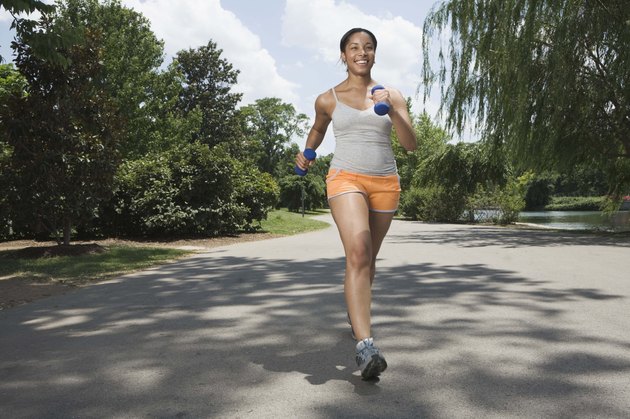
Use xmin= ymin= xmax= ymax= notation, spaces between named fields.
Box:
xmin=1 ymin=0 xmax=454 ymax=155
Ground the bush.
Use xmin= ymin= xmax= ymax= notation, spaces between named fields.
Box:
xmin=100 ymin=142 xmax=276 ymax=237
xmin=545 ymin=196 xmax=604 ymax=211
xmin=234 ymin=169 xmax=280 ymax=231
xmin=467 ymin=180 xmax=526 ymax=225
xmin=400 ymin=186 xmax=467 ymax=222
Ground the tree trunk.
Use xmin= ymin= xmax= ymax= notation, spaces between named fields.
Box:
xmin=63 ymin=217 xmax=72 ymax=246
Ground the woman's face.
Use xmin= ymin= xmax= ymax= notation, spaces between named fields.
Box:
xmin=341 ymin=31 xmax=376 ymax=75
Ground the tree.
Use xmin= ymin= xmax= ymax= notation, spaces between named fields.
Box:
xmin=422 ymin=0 xmax=630 ymax=200
xmin=274 ymin=142 xmax=329 ymax=211
xmin=172 ymin=41 xmax=243 ymax=150
xmin=240 ymin=97 xmax=309 ymax=175
xmin=1 ymin=0 xmax=80 ymax=65
xmin=0 ymin=64 xmax=26 ymax=239
xmin=3 ymin=25 xmax=121 ymax=244
xmin=54 ymin=0 xmax=166 ymax=159
xmin=392 ymin=110 xmax=450 ymax=191
xmin=394 ymin=108 xmax=521 ymax=223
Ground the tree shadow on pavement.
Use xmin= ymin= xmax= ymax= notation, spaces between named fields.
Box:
xmin=387 ymin=222 xmax=630 ymax=248
xmin=1 ymin=249 xmax=629 ymax=418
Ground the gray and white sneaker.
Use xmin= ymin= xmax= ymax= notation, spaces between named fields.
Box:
xmin=355 ymin=337 xmax=387 ymax=379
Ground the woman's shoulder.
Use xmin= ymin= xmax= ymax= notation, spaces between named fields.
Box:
xmin=316 ymin=88 xmax=336 ymax=103
xmin=314 ymin=88 xmax=336 ymax=116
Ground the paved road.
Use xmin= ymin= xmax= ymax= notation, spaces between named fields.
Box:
xmin=1 ymin=215 xmax=629 ymax=418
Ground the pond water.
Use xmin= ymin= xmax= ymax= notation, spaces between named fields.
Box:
xmin=518 ymin=211 xmax=630 ymax=232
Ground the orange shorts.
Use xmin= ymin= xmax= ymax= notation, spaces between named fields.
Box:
xmin=326 ymin=169 xmax=401 ymax=213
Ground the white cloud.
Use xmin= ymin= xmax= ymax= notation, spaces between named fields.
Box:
xmin=0 ymin=10 xmax=12 ymax=23
xmin=123 ymin=0 xmax=299 ymax=106
xmin=281 ymin=0 xmax=423 ymax=109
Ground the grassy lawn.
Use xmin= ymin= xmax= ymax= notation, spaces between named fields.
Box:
xmin=259 ymin=208 xmax=330 ymax=235
xmin=0 ymin=246 xmax=192 ymax=285
xmin=0 ymin=209 xmax=330 ymax=287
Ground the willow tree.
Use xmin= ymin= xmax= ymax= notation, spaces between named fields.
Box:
xmin=422 ymin=0 xmax=630 ymax=201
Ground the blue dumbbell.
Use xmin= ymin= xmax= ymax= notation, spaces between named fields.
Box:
xmin=371 ymin=85 xmax=390 ymax=115
xmin=294 ymin=148 xmax=317 ymax=176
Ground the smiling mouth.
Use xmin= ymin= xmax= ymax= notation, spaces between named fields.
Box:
xmin=355 ymin=60 xmax=368 ymax=65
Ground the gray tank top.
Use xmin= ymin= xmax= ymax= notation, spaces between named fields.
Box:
xmin=329 ymin=88 xmax=397 ymax=176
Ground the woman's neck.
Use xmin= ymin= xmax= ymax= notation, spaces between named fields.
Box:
xmin=340 ymin=74 xmax=373 ymax=91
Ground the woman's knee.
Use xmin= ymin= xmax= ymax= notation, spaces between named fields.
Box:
xmin=346 ymin=243 xmax=372 ymax=270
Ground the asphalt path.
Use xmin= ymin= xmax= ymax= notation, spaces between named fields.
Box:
xmin=1 ymin=214 xmax=629 ymax=418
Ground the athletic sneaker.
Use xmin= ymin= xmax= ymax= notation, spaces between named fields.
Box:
xmin=355 ymin=337 xmax=387 ymax=379
xmin=347 ymin=312 xmax=356 ymax=340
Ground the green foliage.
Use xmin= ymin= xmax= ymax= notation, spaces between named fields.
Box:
xmin=392 ymin=111 xmax=449 ymax=191
xmin=0 ymin=64 xmax=24 ymax=239
xmin=103 ymin=142 xmax=277 ymax=237
xmin=466 ymin=175 xmax=528 ymax=225
xmin=554 ymin=165 xmax=608 ymax=197
xmin=545 ymin=196 xmax=605 ymax=211
xmin=54 ymin=0 xmax=167 ymax=159
xmin=274 ymin=143 xmax=330 ymax=212
xmin=524 ymin=174 xmax=554 ymax=210
xmin=396 ymin=109 xmax=530 ymax=224
xmin=234 ymin=169 xmax=280 ymax=231
xmin=1 ymin=1 xmax=334 ymax=241
xmin=0 ymin=63 xmax=27 ymax=99
xmin=172 ymin=41 xmax=243 ymax=151
xmin=240 ymin=97 xmax=309 ymax=175
xmin=422 ymin=0 xmax=630 ymax=195
xmin=3 ymin=24 xmax=121 ymax=244
xmin=403 ymin=138 xmax=509 ymax=223
xmin=1 ymin=0 xmax=174 ymax=243
xmin=1 ymin=0 xmax=81 ymax=66
xmin=400 ymin=185 xmax=467 ymax=222
xmin=278 ymin=175 xmax=326 ymax=213
xmin=522 ymin=166 xmax=611 ymax=210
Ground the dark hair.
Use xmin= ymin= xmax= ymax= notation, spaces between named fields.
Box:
xmin=339 ymin=28 xmax=377 ymax=52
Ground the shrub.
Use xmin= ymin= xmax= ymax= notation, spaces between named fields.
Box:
xmin=545 ymin=196 xmax=604 ymax=211
xmin=234 ymin=169 xmax=280 ymax=231
xmin=400 ymin=186 xmax=467 ymax=222
xmin=100 ymin=142 xmax=275 ymax=237
xmin=467 ymin=181 xmax=526 ymax=225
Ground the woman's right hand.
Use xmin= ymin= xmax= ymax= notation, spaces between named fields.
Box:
xmin=295 ymin=150 xmax=315 ymax=172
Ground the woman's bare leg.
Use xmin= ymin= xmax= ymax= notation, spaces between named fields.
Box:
xmin=369 ymin=211 xmax=395 ymax=285
xmin=329 ymin=193 xmax=395 ymax=341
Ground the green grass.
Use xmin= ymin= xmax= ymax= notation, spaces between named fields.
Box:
xmin=0 ymin=246 xmax=191 ymax=284
xmin=259 ymin=208 xmax=331 ymax=235
xmin=0 ymin=208 xmax=330 ymax=287
xmin=545 ymin=196 xmax=605 ymax=211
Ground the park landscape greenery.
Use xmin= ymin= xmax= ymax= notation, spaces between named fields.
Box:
xmin=0 ymin=0 xmax=628 ymax=249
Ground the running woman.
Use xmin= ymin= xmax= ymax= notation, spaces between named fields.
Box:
xmin=295 ymin=28 xmax=417 ymax=379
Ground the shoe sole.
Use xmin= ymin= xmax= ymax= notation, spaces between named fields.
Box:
xmin=361 ymin=354 xmax=387 ymax=380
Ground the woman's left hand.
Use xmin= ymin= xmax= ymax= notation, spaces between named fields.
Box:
xmin=370 ymin=87 xmax=391 ymax=107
